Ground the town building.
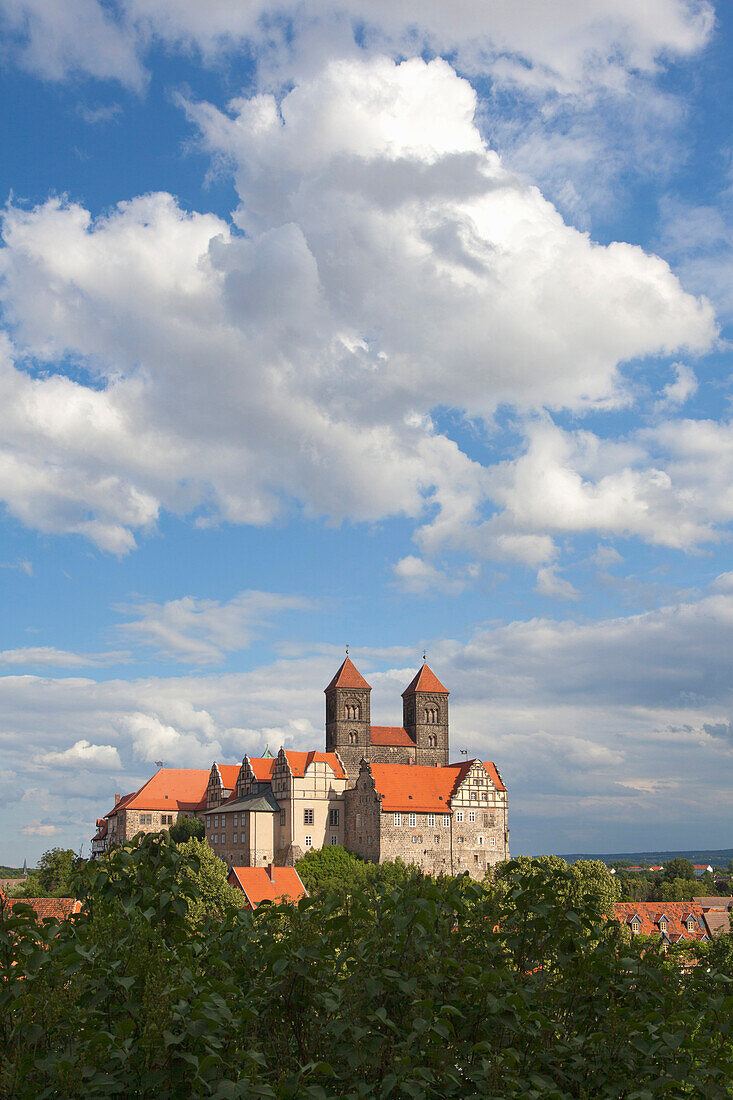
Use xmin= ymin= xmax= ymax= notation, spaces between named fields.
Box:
xmin=228 ymin=865 xmax=308 ymax=909
xmin=693 ymin=897 xmax=733 ymax=936
xmin=203 ymin=748 xmax=348 ymax=866
xmin=613 ymin=902 xmax=710 ymax=946
xmin=344 ymin=757 xmax=508 ymax=877
xmin=0 ymin=889 xmax=82 ymax=922
xmin=92 ymin=768 xmax=210 ymax=854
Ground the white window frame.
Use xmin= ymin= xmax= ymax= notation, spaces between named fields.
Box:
xmin=305 ymin=835 xmax=313 ymax=848
xmin=409 ymin=812 xmax=416 ymax=827
xmin=443 ymin=814 xmax=450 ymax=827
xmin=304 ymin=808 xmax=314 ymax=826
xmin=490 ymin=836 xmax=496 ymax=848
xmin=456 ymin=811 xmax=464 ymax=822
xmin=206 ymin=816 xmax=211 ymax=828
xmin=427 ymin=813 xmax=435 ymax=827
xmin=393 ymin=812 xmax=402 ymax=826
xmin=469 ymin=811 xmax=476 ymax=823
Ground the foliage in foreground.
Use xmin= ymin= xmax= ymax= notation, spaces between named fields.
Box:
xmin=1 ymin=834 xmax=732 ymax=1099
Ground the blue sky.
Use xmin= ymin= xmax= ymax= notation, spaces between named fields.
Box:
xmin=0 ymin=0 xmax=732 ymax=864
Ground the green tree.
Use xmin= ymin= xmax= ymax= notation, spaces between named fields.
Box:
xmin=168 ymin=816 xmax=205 ymax=844
xmin=663 ymin=856 xmax=695 ymax=882
xmin=16 ymin=848 xmax=78 ymax=897
xmin=657 ymin=876 xmax=697 ymax=902
xmin=296 ymin=844 xmax=369 ymax=893
xmin=174 ymin=838 xmax=243 ymax=924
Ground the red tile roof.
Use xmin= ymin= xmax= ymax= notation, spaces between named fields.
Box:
xmin=370 ymin=726 xmax=414 ymax=746
xmin=402 ymin=663 xmax=449 ymax=696
xmin=2 ymin=896 xmax=82 ymax=921
xmin=248 ymin=757 xmax=276 ymax=783
xmin=369 ymin=759 xmax=502 ymax=812
xmin=215 ymin=764 xmax=240 ymax=790
xmin=482 ymin=760 xmax=507 ymax=793
xmin=613 ymin=902 xmax=708 ymax=941
xmin=228 ymin=866 xmax=307 ymax=908
xmin=108 ymin=769 xmax=210 ymax=815
xmin=284 ymin=750 xmax=347 ymax=781
xmin=325 ymin=657 xmax=371 ymax=692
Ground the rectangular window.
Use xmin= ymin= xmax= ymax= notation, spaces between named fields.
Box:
xmin=213 ymin=835 xmax=217 ymax=844
xmin=233 ymin=833 xmax=237 ymax=844
xmin=411 ymin=835 xmax=418 ymax=843
xmin=304 ymin=808 xmax=314 ymax=826
xmin=483 ymin=813 xmax=489 ymax=825
xmin=478 ymin=836 xmax=484 ymax=845
xmin=458 ymin=835 xmax=464 ymax=844
xmin=427 ymin=813 xmax=435 ymax=827
xmin=329 ymin=808 xmax=340 ymax=827
xmin=214 ymin=815 xmax=219 ymax=828
xmin=490 ymin=836 xmax=496 ymax=848
xmin=474 ymin=854 xmax=479 ymax=863
xmin=394 ymin=812 xmax=402 ymax=826
xmin=280 ymin=810 xmax=286 ymax=826
xmin=408 ymin=812 xmax=416 ymax=827
xmin=305 ymin=835 xmax=313 ymax=848
xmin=443 ymin=814 xmax=450 ymax=827
xmin=330 ymin=835 xmax=338 ymax=846
xmin=456 ymin=811 xmax=463 ymax=822
xmin=434 ymin=835 xmax=440 ymax=843
xmin=206 ymin=815 xmax=211 ymax=828
xmin=468 ymin=811 xmax=476 ymax=823
xmin=233 ymin=814 xmax=238 ymax=827
xmin=356 ymin=813 xmax=361 ymax=827
xmin=481 ymin=792 xmax=487 ymax=801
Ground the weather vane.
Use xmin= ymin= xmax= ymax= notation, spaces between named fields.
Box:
xmin=422 ymin=649 xmax=427 ymax=662
xmin=346 ymin=644 xmax=349 ymax=656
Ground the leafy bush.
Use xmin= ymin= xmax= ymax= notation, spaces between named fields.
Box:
xmin=1 ymin=835 xmax=731 ymax=1098
xmin=168 ymin=816 xmax=205 ymax=844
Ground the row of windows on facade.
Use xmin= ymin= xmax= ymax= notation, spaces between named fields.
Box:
xmin=378 ymin=810 xmax=495 ymax=827
xmin=138 ymin=813 xmax=174 ymax=825
xmin=207 ymin=809 xmax=340 ymax=828
xmin=209 ymin=833 xmax=338 ymax=849
xmin=629 ymin=916 xmax=698 ymax=935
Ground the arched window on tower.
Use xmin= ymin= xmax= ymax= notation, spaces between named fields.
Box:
xmin=348 ymin=731 xmax=358 ymax=745
xmin=345 ymin=704 xmax=361 ymax=720
xmin=424 ymin=706 xmax=439 ymax=724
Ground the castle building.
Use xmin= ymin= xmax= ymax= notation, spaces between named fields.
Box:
xmin=92 ymin=657 xmax=509 ymax=881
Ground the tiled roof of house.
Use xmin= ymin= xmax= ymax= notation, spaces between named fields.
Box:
xmin=108 ymin=769 xmax=211 ymax=815
xmin=703 ymin=910 xmax=733 ymax=936
xmin=613 ymin=902 xmax=708 ymax=941
xmin=402 ymin=663 xmax=449 ymax=696
xmin=284 ymin=750 xmax=347 ymax=781
xmin=219 ymin=790 xmax=280 ymax=815
xmin=694 ymin=897 xmax=733 ymax=909
xmin=228 ymin=865 xmax=307 ymax=909
xmin=325 ymin=657 xmax=371 ymax=692
xmin=369 ymin=759 xmax=503 ymax=812
xmin=482 ymin=761 xmax=507 ymax=793
xmin=370 ymin=726 xmax=414 ymax=746
xmin=2 ymin=896 xmax=82 ymax=921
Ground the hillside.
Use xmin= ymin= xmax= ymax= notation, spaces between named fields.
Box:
xmin=557 ymin=848 xmax=733 ymax=867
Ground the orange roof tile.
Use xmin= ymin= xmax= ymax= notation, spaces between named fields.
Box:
xmin=284 ymin=750 xmax=347 ymax=781
xmin=215 ymin=764 xmax=240 ymax=790
xmin=369 ymin=759 xmax=504 ymax=812
xmin=4 ymin=897 xmax=82 ymax=921
xmin=613 ymin=902 xmax=708 ymax=941
xmin=112 ymin=769 xmax=211 ymax=813
xmin=402 ymin=663 xmax=449 ymax=696
xmin=325 ymin=657 xmax=371 ymax=692
xmin=482 ymin=761 xmax=507 ymax=793
xmin=228 ymin=866 xmax=307 ymax=908
xmin=248 ymin=757 xmax=276 ymax=783
xmin=370 ymin=726 xmax=414 ymax=746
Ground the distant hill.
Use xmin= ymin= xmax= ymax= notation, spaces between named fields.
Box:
xmin=557 ymin=848 xmax=733 ymax=867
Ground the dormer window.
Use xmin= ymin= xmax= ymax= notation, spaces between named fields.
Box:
xmin=630 ymin=919 xmax=640 ymax=934
xmin=659 ymin=919 xmax=668 ymax=933
xmin=687 ymin=918 xmax=695 ymax=932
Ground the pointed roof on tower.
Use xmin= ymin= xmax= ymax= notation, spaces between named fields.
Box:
xmin=402 ymin=663 xmax=449 ymax=696
xmin=325 ymin=656 xmax=372 ymax=692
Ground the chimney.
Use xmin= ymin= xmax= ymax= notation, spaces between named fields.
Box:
xmin=114 ymin=793 xmax=121 ymax=806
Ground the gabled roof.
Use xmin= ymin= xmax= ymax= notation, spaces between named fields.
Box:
xmin=325 ymin=656 xmax=371 ymax=692
xmin=402 ymin=663 xmax=449 ymax=696
xmin=228 ymin=866 xmax=307 ymax=909
xmin=613 ymin=902 xmax=708 ymax=941
xmin=367 ymin=759 xmax=502 ymax=813
xmin=284 ymin=750 xmax=347 ymax=781
xmin=370 ymin=726 xmax=414 ymax=747
xmin=694 ymin=897 xmax=733 ymax=910
xmin=108 ymin=769 xmax=210 ymax=815
xmin=214 ymin=764 xmax=240 ymax=791
xmin=248 ymin=756 xmax=276 ymax=783
xmin=2 ymin=897 xmax=82 ymax=921
xmin=219 ymin=789 xmax=280 ymax=814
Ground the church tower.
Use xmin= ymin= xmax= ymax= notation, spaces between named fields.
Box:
xmin=324 ymin=656 xmax=371 ymax=777
xmin=402 ymin=662 xmax=450 ymax=766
